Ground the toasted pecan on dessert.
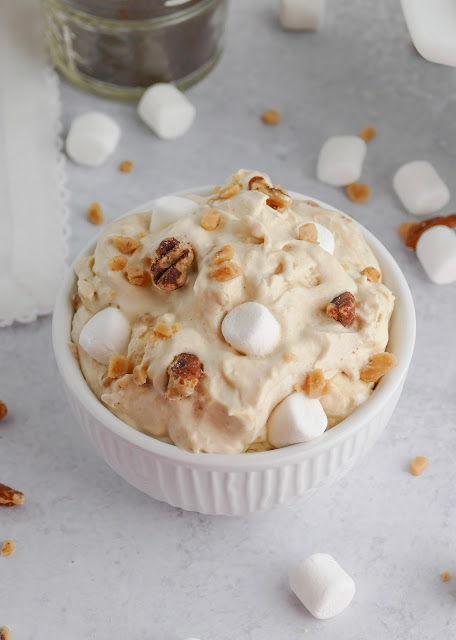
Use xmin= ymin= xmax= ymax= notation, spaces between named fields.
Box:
xmin=166 ymin=353 xmax=204 ymax=399
xmin=326 ymin=291 xmax=356 ymax=327
xmin=151 ymin=237 xmax=194 ymax=291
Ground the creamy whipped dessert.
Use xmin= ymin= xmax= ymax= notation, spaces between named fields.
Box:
xmin=71 ymin=169 xmax=396 ymax=454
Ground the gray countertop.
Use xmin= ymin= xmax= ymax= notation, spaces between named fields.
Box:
xmin=2 ymin=0 xmax=456 ymax=638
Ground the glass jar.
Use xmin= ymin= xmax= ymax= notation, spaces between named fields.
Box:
xmin=42 ymin=0 xmax=228 ymax=100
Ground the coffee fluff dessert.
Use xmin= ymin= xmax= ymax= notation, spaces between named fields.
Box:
xmin=70 ymin=170 xmax=397 ymax=454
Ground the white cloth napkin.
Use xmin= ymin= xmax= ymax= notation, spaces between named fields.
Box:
xmin=0 ymin=0 xmax=69 ymax=328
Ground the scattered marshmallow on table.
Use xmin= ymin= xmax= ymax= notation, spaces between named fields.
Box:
xmin=138 ymin=83 xmax=196 ymax=140
xmin=221 ymin=302 xmax=281 ymax=357
xmin=279 ymin=0 xmax=325 ymax=31
xmin=317 ymin=136 xmax=367 ymax=187
xmin=393 ymin=161 xmax=450 ymax=216
xmin=149 ymin=196 xmax=198 ymax=233
xmin=66 ymin=112 xmax=121 ymax=167
xmin=416 ymin=225 xmax=456 ymax=284
xmin=290 ymin=553 xmax=356 ymax=620
xmin=268 ymin=391 xmax=327 ymax=448
xmin=79 ymin=307 xmax=131 ymax=365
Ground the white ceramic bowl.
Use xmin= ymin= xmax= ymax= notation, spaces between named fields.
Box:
xmin=52 ymin=189 xmax=416 ymax=516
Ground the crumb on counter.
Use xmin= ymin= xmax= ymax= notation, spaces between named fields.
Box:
xmin=345 ymin=182 xmax=370 ymax=203
xmin=0 ymin=402 xmax=7 ymax=421
xmin=409 ymin=456 xmax=429 ymax=476
xmin=441 ymin=571 xmax=451 ymax=582
xmin=262 ymin=109 xmax=281 ymax=125
xmin=360 ymin=125 xmax=377 ymax=143
xmin=1 ymin=540 xmax=15 ymax=557
xmin=119 ymin=160 xmax=133 ymax=173
xmin=87 ymin=202 xmax=104 ymax=225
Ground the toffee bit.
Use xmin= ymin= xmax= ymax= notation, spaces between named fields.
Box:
xmin=87 ymin=202 xmax=104 ymax=225
xmin=345 ymin=182 xmax=370 ymax=203
xmin=200 ymin=209 xmax=221 ymax=231
xmin=212 ymin=262 xmax=242 ymax=282
xmin=360 ymin=352 xmax=398 ymax=383
xmin=262 ymin=109 xmax=281 ymax=125
xmin=108 ymin=255 xmax=128 ymax=271
xmin=210 ymin=244 xmax=235 ymax=265
xmin=119 ymin=160 xmax=133 ymax=173
xmin=360 ymin=266 xmax=381 ymax=283
xmin=0 ymin=402 xmax=7 ymax=421
xmin=112 ymin=235 xmax=142 ymax=254
xmin=1 ymin=540 xmax=15 ymax=557
xmin=409 ymin=456 xmax=429 ymax=476
xmin=360 ymin=125 xmax=377 ymax=143
xmin=398 ymin=214 xmax=456 ymax=249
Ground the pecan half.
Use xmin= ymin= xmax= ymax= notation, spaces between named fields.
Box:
xmin=150 ymin=237 xmax=194 ymax=291
xmin=326 ymin=291 xmax=356 ymax=327
xmin=360 ymin=352 xmax=398 ymax=383
xmin=398 ymin=214 xmax=456 ymax=249
xmin=0 ymin=483 xmax=25 ymax=507
xmin=248 ymin=176 xmax=292 ymax=211
xmin=166 ymin=353 xmax=204 ymax=399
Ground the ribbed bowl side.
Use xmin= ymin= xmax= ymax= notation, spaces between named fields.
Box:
xmin=63 ymin=377 xmax=405 ymax=516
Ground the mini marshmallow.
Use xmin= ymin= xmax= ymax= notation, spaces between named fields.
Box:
xmin=79 ymin=307 xmax=131 ymax=365
xmin=66 ymin=112 xmax=121 ymax=167
xmin=296 ymin=222 xmax=335 ymax=254
xmin=416 ymin=225 xmax=456 ymax=284
xmin=268 ymin=391 xmax=327 ymax=448
xmin=138 ymin=83 xmax=196 ymax=140
xmin=393 ymin=161 xmax=450 ymax=216
xmin=317 ymin=136 xmax=367 ymax=187
xmin=221 ymin=302 xmax=281 ymax=357
xmin=280 ymin=0 xmax=325 ymax=31
xmin=149 ymin=196 xmax=199 ymax=234
xmin=290 ymin=553 xmax=356 ymax=620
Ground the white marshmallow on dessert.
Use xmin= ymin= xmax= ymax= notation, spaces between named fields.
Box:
xmin=317 ymin=136 xmax=367 ymax=187
xmin=138 ymin=83 xmax=196 ymax=140
xmin=393 ymin=161 xmax=450 ymax=216
xmin=268 ymin=391 xmax=327 ymax=448
xmin=290 ymin=553 xmax=356 ymax=620
xmin=149 ymin=196 xmax=199 ymax=234
xmin=296 ymin=222 xmax=335 ymax=254
xmin=279 ymin=0 xmax=325 ymax=31
xmin=221 ymin=302 xmax=281 ymax=357
xmin=79 ymin=307 xmax=131 ymax=365
xmin=66 ymin=112 xmax=121 ymax=167
xmin=416 ymin=225 xmax=456 ymax=284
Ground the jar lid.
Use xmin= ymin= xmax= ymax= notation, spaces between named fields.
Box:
xmin=61 ymin=0 xmax=209 ymax=20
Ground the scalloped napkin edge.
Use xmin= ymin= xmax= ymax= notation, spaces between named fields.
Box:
xmin=0 ymin=0 xmax=70 ymax=328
